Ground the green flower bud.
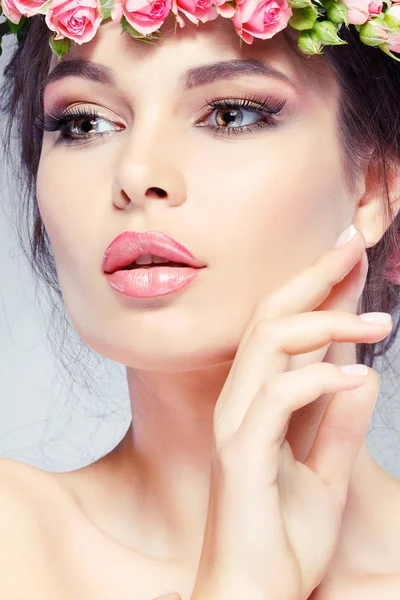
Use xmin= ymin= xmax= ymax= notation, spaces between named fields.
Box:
xmin=359 ymin=17 xmax=390 ymax=46
xmin=313 ymin=20 xmax=347 ymax=44
xmin=325 ymin=1 xmax=349 ymax=25
xmin=287 ymin=0 xmax=313 ymax=9
xmin=384 ymin=11 xmax=400 ymax=30
xmin=298 ymin=29 xmax=323 ymax=53
xmin=289 ymin=5 xmax=319 ymax=30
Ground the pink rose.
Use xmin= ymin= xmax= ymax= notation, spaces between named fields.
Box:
xmin=13 ymin=0 xmax=49 ymax=17
xmin=1 ymin=0 xmax=24 ymax=23
xmin=2 ymin=0 xmax=48 ymax=23
xmin=45 ymin=0 xmax=103 ymax=44
xmin=368 ymin=0 xmax=382 ymax=14
xmin=213 ymin=0 xmax=236 ymax=18
xmin=171 ymin=0 xmax=217 ymax=26
xmin=111 ymin=0 xmax=172 ymax=35
xmin=232 ymin=0 xmax=292 ymax=44
xmin=387 ymin=3 xmax=400 ymax=52
xmin=341 ymin=0 xmax=383 ymax=25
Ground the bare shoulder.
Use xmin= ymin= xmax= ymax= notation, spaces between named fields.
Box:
xmin=0 ymin=455 xmax=70 ymax=544
xmin=0 ymin=456 xmax=69 ymax=505
xmin=0 ymin=457 xmax=76 ymax=598
xmin=0 ymin=456 xmax=82 ymax=532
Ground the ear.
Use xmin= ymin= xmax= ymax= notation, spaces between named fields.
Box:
xmin=352 ymin=158 xmax=400 ymax=248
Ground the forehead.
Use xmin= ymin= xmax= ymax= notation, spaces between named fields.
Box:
xmin=48 ymin=16 xmax=338 ymax=100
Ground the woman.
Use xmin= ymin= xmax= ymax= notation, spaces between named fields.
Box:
xmin=1 ymin=1 xmax=400 ymax=597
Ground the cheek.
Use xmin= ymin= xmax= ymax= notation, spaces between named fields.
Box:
xmin=189 ymin=119 xmax=346 ymax=297
xmin=36 ymin=144 xmax=110 ymax=278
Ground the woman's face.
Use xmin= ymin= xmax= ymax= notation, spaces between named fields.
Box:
xmin=37 ymin=17 xmax=353 ymax=372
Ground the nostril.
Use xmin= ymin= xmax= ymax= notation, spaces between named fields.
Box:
xmin=147 ymin=187 xmax=167 ymax=198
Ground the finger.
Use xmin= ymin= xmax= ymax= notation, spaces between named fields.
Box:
xmin=291 ymin=251 xmax=369 ymax=372
xmin=214 ymin=312 xmax=391 ymax=442
xmin=237 ymin=227 xmax=366 ymax=354
xmin=288 ymin=252 xmax=369 ymax=432
xmin=317 ymin=250 xmax=368 ymax=314
xmin=231 ymin=361 xmax=371 ymax=470
xmin=304 ymin=368 xmax=379 ymax=507
xmin=221 ymin=230 xmax=366 ymax=401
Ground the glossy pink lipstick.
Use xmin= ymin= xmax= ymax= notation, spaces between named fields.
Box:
xmin=103 ymin=231 xmax=206 ymax=298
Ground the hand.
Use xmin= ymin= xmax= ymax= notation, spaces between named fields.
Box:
xmin=190 ymin=226 xmax=392 ymax=600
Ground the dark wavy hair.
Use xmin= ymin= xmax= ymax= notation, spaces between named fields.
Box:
xmin=1 ymin=15 xmax=400 ymax=387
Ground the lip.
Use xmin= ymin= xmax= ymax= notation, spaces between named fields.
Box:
xmin=104 ymin=266 xmax=203 ymax=298
xmin=103 ymin=230 xmax=207 ymax=274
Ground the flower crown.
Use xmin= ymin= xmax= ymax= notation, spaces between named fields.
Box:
xmin=1 ymin=0 xmax=400 ymax=61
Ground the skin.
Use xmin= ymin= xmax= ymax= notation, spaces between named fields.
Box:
xmin=36 ymin=14 xmax=400 ymax=598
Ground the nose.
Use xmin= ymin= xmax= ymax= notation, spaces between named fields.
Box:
xmin=112 ymin=119 xmax=187 ymax=211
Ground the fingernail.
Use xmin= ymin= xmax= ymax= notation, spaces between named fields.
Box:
xmin=334 ymin=224 xmax=357 ymax=248
xmin=359 ymin=312 xmax=392 ymax=324
xmin=340 ymin=364 xmax=368 ymax=375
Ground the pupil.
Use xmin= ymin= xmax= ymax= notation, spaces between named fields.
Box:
xmin=216 ymin=109 xmax=242 ymax=127
xmin=81 ymin=119 xmax=95 ymax=133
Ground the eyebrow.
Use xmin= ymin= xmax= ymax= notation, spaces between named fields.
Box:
xmin=41 ymin=58 xmax=297 ymax=94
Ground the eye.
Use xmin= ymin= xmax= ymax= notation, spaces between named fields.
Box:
xmin=66 ymin=115 xmax=117 ymax=137
xmin=196 ymin=95 xmax=286 ymax=136
xmin=209 ymin=106 xmax=263 ymax=127
xmin=36 ymin=106 xmax=124 ymax=145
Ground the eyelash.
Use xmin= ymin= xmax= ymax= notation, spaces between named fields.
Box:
xmin=35 ymin=94 xmax=287 ymax=145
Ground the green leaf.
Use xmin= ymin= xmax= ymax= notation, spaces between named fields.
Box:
xmin=379 ymin=42 xmax=400 ymax=59
xmin=289 ymin=5 xmax=318 ymax=30
xmin=16 ymin=21 xmax=28 ymax=43
xmin=8 ymin=16 xmax=26 ymax=33
xmin=0 ymin=20 xmax=12 ymax=37
xmin=49 ymin=33 xmax=71 ymax=60
xmin=100 ymin=0 xmax=114 ymax=20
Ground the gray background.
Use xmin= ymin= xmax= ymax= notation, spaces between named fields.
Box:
xmin=1 ymin=35 xmax=400 ymax=477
